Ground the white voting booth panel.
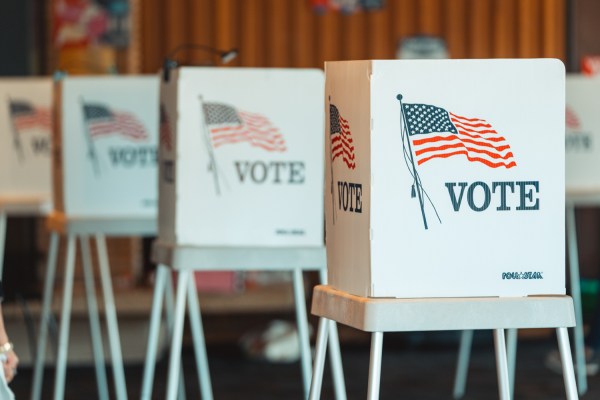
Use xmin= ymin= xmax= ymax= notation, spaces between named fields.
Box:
xmin=566 ymin=75 xmax=600 ymax=193
xmin=0 ymin=78 xmax=53 ymax=209
xmin=54 ymin=76 xmax=159 ymax=218
xmin=33 ymin=76 xmax=159 ymax=400
xmin=159 ymin=67 xmax=324 ymax=247
xmin=325 ymin=59 xmax=565 ymax=298
xmin=564 ymin=74 xmax=600 ymax=394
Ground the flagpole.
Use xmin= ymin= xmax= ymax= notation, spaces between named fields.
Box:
xmin=8 ymin=97 xmax=25 ymax=162
xmin=328 ymin=96 xmax=336 ymax=225
xmin=397 ymin=94 xmax=428 ymax=230
xmin=198 ymin=96 xmax=221 ymax=195
xmin=80 ymin=97 xmax=101 ymax=176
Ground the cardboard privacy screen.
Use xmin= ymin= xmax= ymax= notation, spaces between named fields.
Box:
xmin=325 ymin=59 xmax=565 ymax=298
xmin=54 ymin=76 xmax=159 ymax=217
xmin=565 ymin=75 xmax=600 ymax=193
xmin=159 ymin=67 xmax=324 ymax=247
xmin=0 ymin=78 xmax=53 ymax=209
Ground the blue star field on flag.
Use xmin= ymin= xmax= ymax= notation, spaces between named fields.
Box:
xmin=403 ymin=103 xmax=458 ymax=136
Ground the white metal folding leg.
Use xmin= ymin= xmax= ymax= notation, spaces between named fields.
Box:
xmin=292 ymin=267 xmax=313 ymax=399
xmin=506 ymin=328 xmax=518 ymax=399
xmin=31 ymin=232 xmax=59 ymax=400
xmin=146 ymin=245 xmax=347 ymax=400
xmin=454 ymin=206 xmax=587 ymax=398
xmin=308 ymin=317 xmax=329 ymax=400
xmin=367 ymin=332 xmax=384 ymax=400
xmin=452 ymin=329 xmax=473 ymax=399
xmin=53 ymin=234 xmax=77 ymax=400
xmin=454 ymin=328 xmax=518 ymax=399
xmin=311 ymin=285 xmax=578 ymax=400
xmin=166 ymin=274 xmax=188 ymax=400
xmin=493 ymin=329 xmax=510 ymax=400
xmin=186 ymin=270 xmax=213 ymax=399
xmin=566 ymin=204 xmax=587 ymax=394
xmin=141 ymin=265 xmax=187 ymax=400
xmin=179 ymin=267 xmax=343 ymax=400
xmin=96 ymin=234 xmax=128 ymax=400
xmin=31 ymin=232 xmax=129 ymax=400
xmin=79 ymin=236 xmax=110 ymax=400
xmin=176 ymin=265 xmax=345 ymax=400
xmin=141 ymin=265 xmax=169 ymax=400
xmin=367 ymin=329 xmax=510 ymax=400
xmin=558 ymin=327 xmax=579 ymax=400
xmin=317 ymin=269 xmax=347 ymax=400
xmin=311 ymin=323 xmax=509 ymax=400
xmin=166 ymin=269 xmax=193 ymax=400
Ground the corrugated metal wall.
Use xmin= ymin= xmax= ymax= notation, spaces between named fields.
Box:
xmin=140 ymin=0 xmax=566 ymax=73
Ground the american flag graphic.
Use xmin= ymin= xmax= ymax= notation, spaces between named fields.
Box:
xmin=10 ymin=101 xmax=52 ymax=132
xmin=330 ymin=104 xmax=356 ymax=169
xmin=203 ymin=102 xmax=286 ymax=152
xmin=159 ymin=104 xmax=173 ymax=150
xmin=566 ymin=106 xmax=580 ymax=130
xmin=83 ymin=103 xmax=148 ymax=141
xmin=402 ymin=103 xmax=516 ymax=169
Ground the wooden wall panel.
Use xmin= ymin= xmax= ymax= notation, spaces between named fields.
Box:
xmin=141 ymin=0 xmax=164 ymax=73
xmin=392 ymin=0 xmax=419 ymax=42
xmin=342 ymin=12 xmax=368 ymax=61
xmin=519 ymin=0 xmax=543 ymax=57
xmin=240 ymin=0 xmax=266 ymax=67
xmin=316 ymin=12 xmax=343 ymax=66
xmin=291 ymin=0 xmax=317 ymax=68
xmin=139 ymin=0 xmax=567 ymax=73
xmin=268 ymin=0 xmax=292 ymax=67
xmin=419 ymin=0 xmax=445 ymax=36
xmin=569 ymin=0 xmax=600 ymax=72
xmin=470 ymin=0 xmax=493 ymax=58
xmin=445 ymin=0 xmax=468 ymax=58
xmin=189 ymin=0 xmax=212 ymax=65
xmin=125 ymin=0 xmax=142 ymax=73
xmin=368 ymin=8 xmax=394 ymax=59
xmin=165 ymin=0 xmax=189 ymax=62
xmin=494 ymin=0 xmax=518 ymax=58
xmin=212 ymin=0 xmax=239 ymax=66
xmin=543 ymin=0 xmax=566 ymax=59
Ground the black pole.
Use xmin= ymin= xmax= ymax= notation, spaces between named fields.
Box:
xmin=328 ymin=96 xmax=336 ymax=225
xmin=198 ymin=96 xmax=221 ymax=195
xmin=8 ymin=97 xmax=24 ymax=162
xmin=80 ymin=97 xmax=101 ymax=176
xmin=397 ymin=94 xmax=428 ymax=230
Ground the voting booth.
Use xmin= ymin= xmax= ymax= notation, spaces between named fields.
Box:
xmin=143 ymin=67 xmax=346 ymax=400
xmin=560 ymin=74 xmax=600 ymax=394
xmin=0 ymin=78 xmax=53 ymax=210
xmin=32 ymin=75 xmax=160 ymax=400
xmin=0 ymin=80 xmax=54 ymax=395
xmin=53 ymin=76 xmax=159 ymax=217
xmin=453 ymin=72 xmax=591 ymax=400
xmin=0 ymin=78 xmax=53 ymax=318
xmin=158 ymin=67 xmax=323 ymax=247
xmin=325 ymin=59 xmax=566 ymax=299
xmin=309 ymin=59 xmax=578 ymax=400
xmin=566 ymin=75 xmax=600 ymax=191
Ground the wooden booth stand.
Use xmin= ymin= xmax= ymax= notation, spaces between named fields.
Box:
xmin=0 ymin=78 xmax=53 ymax=278
xmin=309 ymin=59 xmax=578 ymax=400
xmin=141 ymin=67 xmax=346 ymax=400
xmin=31 ymin=76 xmax=159 ymax=400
